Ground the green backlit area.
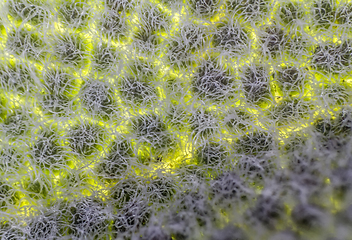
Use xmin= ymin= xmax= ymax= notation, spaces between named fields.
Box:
xmin=1 ymin=0 xmax=352 ymax=239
